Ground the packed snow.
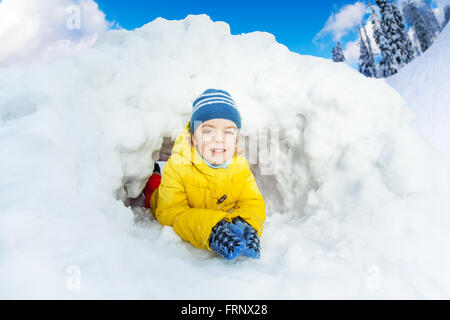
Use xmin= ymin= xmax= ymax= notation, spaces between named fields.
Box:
xmin=388 ymin=24 xmax=450 ymax=158
xmin=1 ymin=14 xmax=450 ymax=299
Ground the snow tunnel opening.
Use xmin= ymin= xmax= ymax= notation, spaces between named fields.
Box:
xmin=122 ymin=136 xmax=175 ymax=224
xmin=121 ymin=115 xmax=317 ymax=224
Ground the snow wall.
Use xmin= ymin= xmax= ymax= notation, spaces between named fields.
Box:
xmin=388 ymin=24 xmax=450 ymax=158
xmin=1 ymin=14 xmax=450 ymax=299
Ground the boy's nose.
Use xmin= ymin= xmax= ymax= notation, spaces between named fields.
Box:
xmin=215 ymin=131 xmax=224 ymax=143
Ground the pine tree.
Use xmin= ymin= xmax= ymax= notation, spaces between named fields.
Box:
xmin=418 ymin=1 xmax=441 ymax=37
xmin=403 ymin=0 xmax=433 ymax=53
xmin=390 ymin=0 xmax=415 ymax=64
xmin=370 ymin=3 xmax=397 ymax=77
xmin=358 ymin=27 xmax=376 ymax=77
xmin=362 ymin=22 xmax=375 ymax=61
xmin=332 ymin=42 xmax=346 ymax=62
xmin=443 ymin=5 xmax=450 ymax=30
xmin=408 ymin=26 xmax=422 ymax=57
xmin=376 ymin=0 xmax=413 ymax=69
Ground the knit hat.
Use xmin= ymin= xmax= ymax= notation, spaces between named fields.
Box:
xmin=190 ymin=88 xmax=241 ymax=133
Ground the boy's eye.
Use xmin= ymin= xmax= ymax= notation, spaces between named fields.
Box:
xmin=202 ymin=128 xmax=235 ymax=135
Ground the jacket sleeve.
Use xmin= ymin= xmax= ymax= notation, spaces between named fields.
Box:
xmin=154 ymin=156 xmax=228 ymax=251
xmin=224 ymin=166 xmax=266 ymax=237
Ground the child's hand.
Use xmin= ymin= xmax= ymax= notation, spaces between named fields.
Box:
xmin=208 ymin=220 xmax=245 ymax=260
xmin=229 ymin=217 xmax=260 ymax=259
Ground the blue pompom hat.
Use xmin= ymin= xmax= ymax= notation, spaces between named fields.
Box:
xmin=190 ymin=89 xmax=241 ymax=133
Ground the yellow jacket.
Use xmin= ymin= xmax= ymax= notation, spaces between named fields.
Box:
xmin=150 ymin=121 xmax=265 ymax=252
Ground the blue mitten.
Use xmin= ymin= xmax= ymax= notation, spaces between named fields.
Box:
xmin=229 ymin=217 xmax=261 ymax=259
xmin=209 ymin=220 xmax=245 ymax=260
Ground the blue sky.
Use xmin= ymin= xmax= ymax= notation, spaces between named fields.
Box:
xmin=95 ymin=0 xmax=361 ymax=60
xmin=0 ymin=0 xmax=445 ymax=68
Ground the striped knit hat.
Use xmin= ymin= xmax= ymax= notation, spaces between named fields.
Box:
xmin=190 ymin=88 xmax=241 ymax=133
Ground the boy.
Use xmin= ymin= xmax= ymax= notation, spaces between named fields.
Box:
xmin=146 ymin=89 xmax=265 ymax=260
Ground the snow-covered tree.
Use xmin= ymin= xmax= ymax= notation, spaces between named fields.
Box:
xmin=390 ymin=0 xmax=415 ymax=64
xmin=443 ymin=5 xmax=450 ymax=29
xmin=408 ymin=26 xmax=422 ymax=57
xmin=362 ymin=22 xmax=376 ymax=62
xmin=358 ymin=27 xmax=376 ymax=77
xmin=418 ymin=1 xmax=441 ymax=37
xmin=332 ymin=42 xmax=346 ymax=62
xmin=403 ymin=0 xmax=434 ymax=53
xmin=370 ymin=2 xmax=397 ymax=77
xmin=375 ymin=0 xmax=414 ymax=72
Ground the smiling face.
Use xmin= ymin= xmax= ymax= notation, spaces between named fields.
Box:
xmin=191 ymin=118 xmax=239 ymax=165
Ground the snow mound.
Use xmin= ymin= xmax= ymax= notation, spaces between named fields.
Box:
xmin=1 ymin=14 xmax=450 ymax=298
xmin=388 ymin=24 xmax=450 ymax=158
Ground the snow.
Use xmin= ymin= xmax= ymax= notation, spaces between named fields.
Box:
xmin=1 ymin=14 xmax=450 ymax=299
xmin=388 ymin=24 xmax=450 ymax=158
